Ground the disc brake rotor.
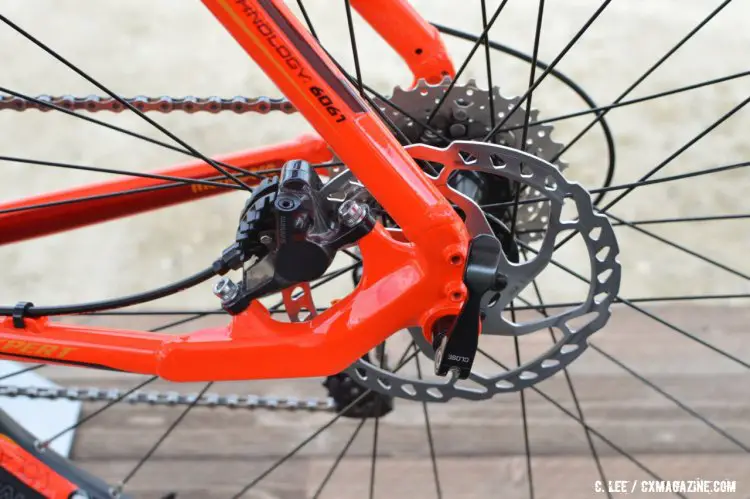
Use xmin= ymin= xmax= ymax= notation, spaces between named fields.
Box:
xmin=324 ymin=141 xmax=620 ymax=402
xmin=374 ymin=78 xmax=567 ymax=242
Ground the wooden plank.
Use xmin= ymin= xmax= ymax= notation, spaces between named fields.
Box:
xmin=74 ymin=455 xmax=749 ymax=499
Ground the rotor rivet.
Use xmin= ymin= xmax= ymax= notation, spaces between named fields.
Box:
xmin=338 ymin=199 xmax=368 ymax=227
xmin=213 ymin=276 xmax=239 ymax=303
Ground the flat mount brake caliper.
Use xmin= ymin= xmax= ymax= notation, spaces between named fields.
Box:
xmin=213 ymin=159 xmax=376 ymax=315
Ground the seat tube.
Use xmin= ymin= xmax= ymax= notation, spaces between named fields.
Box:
xmin=201 ymin=0 xmax=466 ymax=252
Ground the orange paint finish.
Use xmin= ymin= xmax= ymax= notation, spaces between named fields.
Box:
xmin=0 ymin=0 xmax=469 ymax=380
xmin=0 ymin=316 xmax=164 ymax=374
xmin=0 ymin=134 xmax=330 ymax=245
xmin=203 ymin=0 xmax=464 ymax=252
xmin=0 ymin=224 xmax=465 ymax=380
xmin=0 ymin=435 xmax=78 ymax=498
xmin=351 ymin=0 xmax=455 ymax=85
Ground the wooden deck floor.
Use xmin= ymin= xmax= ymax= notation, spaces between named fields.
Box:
xmin=37 ymin=304 xmax=750 ymax=498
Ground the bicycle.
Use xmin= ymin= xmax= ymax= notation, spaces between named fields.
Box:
xmin=0 ymin=0 xmax=747 ymax=497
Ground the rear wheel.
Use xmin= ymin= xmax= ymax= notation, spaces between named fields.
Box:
xmin=0 ymin=1 xmax=748 ymax=497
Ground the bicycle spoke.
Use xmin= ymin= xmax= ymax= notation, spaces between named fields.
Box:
xmin=0 ymin=15 xmax=257 ymax=192
xmin=369 ymin=341 xmax=389 ymax=499
xmin=481 ymin=158 xmax=750 ymax=219
xmin=480 ymin=0 xmax=496 ymax=130
xmin=414 ymin=355 xmax=442 ymax=499
xmin=0 ymin=87 xmax=260 ymax=176
xmin=38 ymin=376 xmax=158 ymax=449
xmin=602 ymin=211 xmax=750 ymax=281
xmin=516 ymin=288 xmax=750 ymax=453
xmin=0 ymin=364 xmax=45 ymax=382
xmin=519 ymin=0 xmax=545 ymax=156
xmin=368 ymin=411 xmax=380 ymax=499
xmin=432 ymin=23 xmax=618 ymax=205
xmin=81 ymin=308 xmax=331 ymax=316
xmin=232 ymin=345 xmax=419 ymax=498
xmin=115 ymin=381 xmax=214 ymax=495
xmin=343 ymin=0 xmax=365 ymax=97
xmin=498 ymin=70 xmax=750 ymax=133
xmin=143 ymin=261 xmax=358 ymax=334
xmin=591 ymin=346 xmax=749 ymax=452
xmin=0 ymin=159 xmax=342 ymax=217
xmin=363 ymin=83 xmax=451 ymax=144
xmin=508 ymin=0 xmax=545 ymax=251
xmin=149 ymin=311 xmax=219 ymax=333
xmin=478 ymin=348 xmax=684 ymax=498
xmin=267 ymin=262 xmax=361 ymax=313
xmin=507 ymin=292 xmax=750 ymax=312
xmin=551 ymin=0 xmax=735 ymax=162
xmin=0 ymin=155 xmax=244 ymax=191
xmin=518 ymin=248 xmax=611 ymax=499
xmin=341 ymin=248 xmax=362 ymax=262
xmin=521 ymin=242 xmax=750 ymax=370
xmin=426 ymin=0 xmax=512 ymax=125
xmin=517 ymin=213 xmax=750 ymax=235
xmin=0 ymin=177 xmax=222 ymax=216
xmin=515 ymin=342 xmax=534 ymax=499
xmin=483 ymin=0 xmax=614 ymax=142
xmin=295 ymin=0 xmax=319 ymax=40
xmin=311 ymin=417 xmax=367 ymax=499
xmin=595 ymin=95 xmax=749 ymax=211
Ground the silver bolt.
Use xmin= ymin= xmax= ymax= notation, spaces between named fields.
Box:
xmin=213 ymin=276 xmax=239 ymax=303
xmin=338 ymin=199 xmax=368 ymax=227
xmin=259 ymin=234 xmax=273 ymax=246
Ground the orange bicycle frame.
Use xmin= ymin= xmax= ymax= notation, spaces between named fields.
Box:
xmin=0 ymin=0 xmax=468 ymax=381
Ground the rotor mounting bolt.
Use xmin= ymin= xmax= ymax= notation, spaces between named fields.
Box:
xmin=338 ymin=199 xmax=368 ymax=227
xmin=213 ymin=276 xmax=240 ymax=304
xmin=452 ymin=108 xmax=469 ymax=121
xmin=449 ymin=123 xmax=467 ymax=138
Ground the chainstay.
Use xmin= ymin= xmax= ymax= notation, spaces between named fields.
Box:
xmin=0 ymin=385 xmax=334 ymax=412
xmin=0 ymin=94 xmax=296 ymax=114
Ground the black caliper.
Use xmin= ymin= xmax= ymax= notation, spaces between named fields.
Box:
xmin=216 ymin=159 xmax=375 ymax=314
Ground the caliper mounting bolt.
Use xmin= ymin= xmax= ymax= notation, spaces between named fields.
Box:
xmin=213 ymin=276 xmax=240 ymax=304
xmin=338 ymin=199 xmax=368 ymax=227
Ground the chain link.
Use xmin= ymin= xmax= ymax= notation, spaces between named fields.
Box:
xmin=0 ymin=92 xmax=337 ymax=413
xmin=0 ymin=94 xmax=297 ymax=114
xmin=0 ymin=384 xmax=334 ymax=412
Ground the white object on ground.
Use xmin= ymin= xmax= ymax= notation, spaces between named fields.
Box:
xmin=0 ymin=361 xmax=81 ymax=457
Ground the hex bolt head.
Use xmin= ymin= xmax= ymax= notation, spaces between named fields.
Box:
xmin=213 ymin=276 xmax=239 ymax=303
xmin=338 ymin=199 xmax=368 ymax=227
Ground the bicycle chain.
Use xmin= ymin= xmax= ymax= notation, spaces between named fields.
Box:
xmin=0 ymin=385 xmax=334 ymax=412
xmin=0 ymin=94 xmax=296 ymax=114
